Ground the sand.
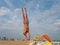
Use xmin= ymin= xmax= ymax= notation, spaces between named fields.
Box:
xmin=0 ymin=40 xmax=29 ymax=45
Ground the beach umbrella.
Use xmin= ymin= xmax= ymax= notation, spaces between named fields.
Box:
xmin=43 ymin=41 xmax=53 ymax=45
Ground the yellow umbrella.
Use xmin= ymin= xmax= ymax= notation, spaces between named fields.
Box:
xmin=29 ymin=43 xmax=33 ymax=45
xmin=43 ymin=41 xmax=53 ymax=45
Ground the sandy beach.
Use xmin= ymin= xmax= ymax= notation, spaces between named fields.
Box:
xmin=0 ymin=40 xmax=29 ymax=45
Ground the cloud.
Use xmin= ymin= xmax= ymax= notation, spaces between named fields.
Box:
xmin=0 ymin=7 xmax=10 ymax=16
xmin=54 ymin=20 xmax=60 ymax=25
xmin=4 ymin=0 xmax=14 ymax=9
xmin=0 ymin=7 xmax=23 ymax=30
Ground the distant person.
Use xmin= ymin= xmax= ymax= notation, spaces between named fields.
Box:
xmin=22 ymin=8 xmax=30 ymax=41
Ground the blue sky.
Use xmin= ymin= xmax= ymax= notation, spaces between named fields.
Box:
xmin=0 ymin=0 xmax=60 ymax=40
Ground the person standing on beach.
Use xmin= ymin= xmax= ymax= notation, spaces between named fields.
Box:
xmin=22 ymin=8 xmax=30 ymax=41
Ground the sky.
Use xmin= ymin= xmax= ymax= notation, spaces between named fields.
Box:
xmin=0 ymin=0 xmax=60 ymax=40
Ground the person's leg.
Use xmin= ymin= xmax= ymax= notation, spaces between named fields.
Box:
xmin=24 ymin=8 xmax=29 ymax=21
xmin=22 ymin=8 xmax=25 ymax=22
xmin=39 ymin=36 xmax=43 ymax=41
xmin=43 ymin=34 xmax=52 ymax=42
xmin=40 ymin=34 xmax=52 ymax=42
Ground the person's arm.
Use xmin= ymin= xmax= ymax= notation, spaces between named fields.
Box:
xmin=22 ymin=8 xmax=25 ymax=22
